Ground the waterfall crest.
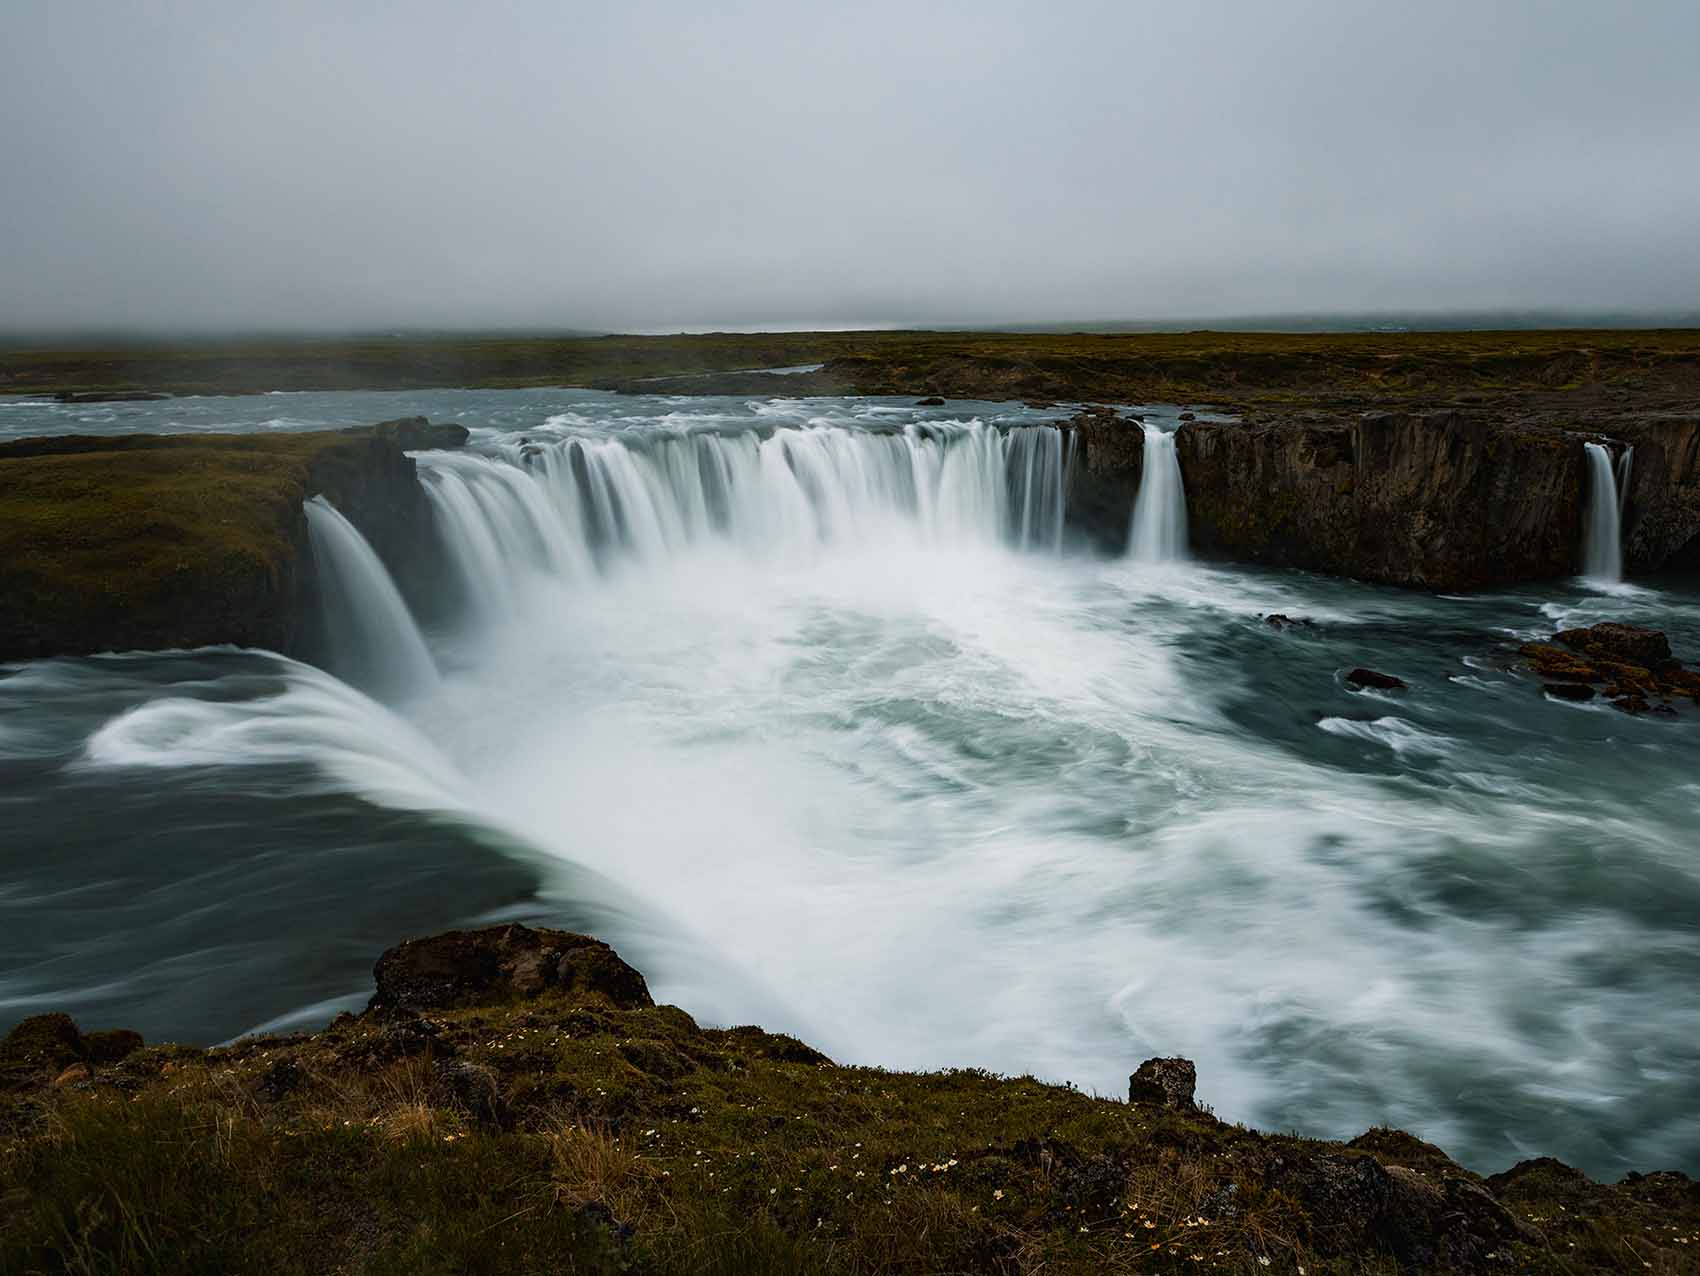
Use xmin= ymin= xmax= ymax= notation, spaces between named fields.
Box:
xmin=1127 ymin=424 xmax=1188 ymax=564
xmin=1581 ymin=442 xmax=1628 ymax=583
xmin=416 ymin=422 xmax=1072 ymax=618
xmin=304 ymin=496 xmax=439 ymax=699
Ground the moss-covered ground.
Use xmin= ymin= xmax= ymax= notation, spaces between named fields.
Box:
xmin=4 ymin=966 xmax=1696 ymax=1275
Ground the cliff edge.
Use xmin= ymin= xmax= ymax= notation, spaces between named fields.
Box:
xmin=4 ymin=924 xmax=1695 ymax=1274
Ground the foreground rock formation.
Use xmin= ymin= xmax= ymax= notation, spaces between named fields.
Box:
xmin=3 ymin=924 xmax=1695 ymax=1274
xmin=0 ymin=418 xmax=463 ymax=663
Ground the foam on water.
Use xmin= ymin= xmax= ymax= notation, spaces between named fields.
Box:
xmin=7 ymin=388 xmax=1696 ymax=1178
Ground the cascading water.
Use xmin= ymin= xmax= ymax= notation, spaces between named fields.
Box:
xmin=1581 ymin=441 xmax=1627 ymax=583
xmin=416 ymin=421 xmax=1072 ymax=611
xmin=303 ymin=496 xmax=439 ymax=699
xmin=1127 ymin=423 xmax=1188 ymax=564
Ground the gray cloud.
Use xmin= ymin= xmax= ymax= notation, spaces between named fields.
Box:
xmin=3 ymin=0 xmax=1698 ymax=331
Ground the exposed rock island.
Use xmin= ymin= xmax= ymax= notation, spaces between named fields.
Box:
xmin=5 ymin=924 xmax=1696 ymax=1274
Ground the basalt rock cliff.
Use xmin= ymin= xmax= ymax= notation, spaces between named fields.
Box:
xmin=1062 ymin=407 xmax=1700 ymax=590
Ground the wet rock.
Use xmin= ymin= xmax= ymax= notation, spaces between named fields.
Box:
xmin=1345 ymin=667 xmax=1407 ymax=691
xmin=1523 ymin=626 xmax=1695 ymax=714
xmin=1554 ymin=622 xmax=1672 ymax=668
xmin=1264 ymin=613 xmax=1311 ymax=630
xmin=916 ymin=396 xmax=946 ymax=406
xmin=431 ymin=1059 xmax=509 ymax=1128
xmin=1178 ymin=411 xmax=1196 ymax=421
xmin=366 ymin=416 xmax=471 ymax=450
xmin=1127 ymin=1056 xmax=1196 ymax=1109
xmin=370 ymin=923 xmax=653 ymax=1014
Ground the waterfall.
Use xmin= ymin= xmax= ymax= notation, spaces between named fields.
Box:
xmin=1127 ymin=424 xmax=1188 ymax=564
xmin=303 ymin=496 xmax=439 ymax=699
xmin=1581 ymin=442 xmax=1626 ymax=583
xmin=414 ymin=422 xmax=1071 ymax=619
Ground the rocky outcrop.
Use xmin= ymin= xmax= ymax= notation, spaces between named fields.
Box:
xmin=1059 ymin=406 xmax=1144 ymax=550
xmin=370 ymin=923 xmax=653 ymax=1014
xmin=1126 ymin=1055 xmax=1197 ymax=1109
xmin=0 ymin=421 xmax=462 ymax=663
xmin=9 ymin=924 xmax=1696 ymax=1275
xmin=1519 ymin=622 xmax=1700 ymax=714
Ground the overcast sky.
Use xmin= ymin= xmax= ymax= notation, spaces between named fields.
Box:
xmin=3 ymin=1 xmax=1697 ymax=332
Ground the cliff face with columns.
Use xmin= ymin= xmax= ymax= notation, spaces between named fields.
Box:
xmin=1063 ymin=407 xmax=1700 ymax=590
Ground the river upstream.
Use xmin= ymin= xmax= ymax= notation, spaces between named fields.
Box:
xmin=2 ymin=388 xmax=1697 ymax=1180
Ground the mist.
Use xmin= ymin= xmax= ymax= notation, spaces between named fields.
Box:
xmin=3 ymin=0 xmax=1698 ymax=333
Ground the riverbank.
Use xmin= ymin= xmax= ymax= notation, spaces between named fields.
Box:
xmin=0 ymin=418 xmax=461 ymax=662
xmin=4 ymin=328 xmax=1699 ymax=404
xmin=6 ymin=924 xmax=1696 ymax=1275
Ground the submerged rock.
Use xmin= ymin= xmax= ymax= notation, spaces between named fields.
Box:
xmin=370 ymin=923 xmax=653 ymax=1014
xmin=1542 ymin=682 xmax=1596 ymax=702
xmin=915 ymin=396 xmax=946 ymax=406
xmin=1345 ymin=667 xmax=1407 ymax=691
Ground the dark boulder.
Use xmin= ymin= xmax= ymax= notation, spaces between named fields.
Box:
xmin=82 ymin=1028 xmax=144 ymax=1064
xmin=1543 ymin=682 xmax=1596 ymax=702
xmin=1554 ymin=623 xmax=1672 ymax=668
xmin=915 ymin=396 xmax=946 ymax=407
xmin=1 ymin=1014 xmax=87 ymax=1088
xmin=1277 ymin=1151 xmax=1533 ymax=1272
xmin=366 ymin=416 xmax=471 ymax=450
xmin=1346 ymin=667 xmax=1407 ymax=691
xmin=1127 ymin=1056 xmax=1197 ymax=1109
xmin=370 ymin=924 xmax=653 ymax=1014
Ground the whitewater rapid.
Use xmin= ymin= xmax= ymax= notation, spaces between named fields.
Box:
xmin=4 ymin=390 xmax=1698 ymax=1180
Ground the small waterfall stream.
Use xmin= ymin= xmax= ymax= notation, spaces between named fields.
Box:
xmin=1581 ymin=442 xmax=1629 ymax=583
xmin=1127 ymin=423 xmax=1188 ymax=564
xmin=303 ymin=496 xmax=439 ymax=699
